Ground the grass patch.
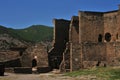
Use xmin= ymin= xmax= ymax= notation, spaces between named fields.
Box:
xmin=65 ymin=67 xmax=120 ymax=80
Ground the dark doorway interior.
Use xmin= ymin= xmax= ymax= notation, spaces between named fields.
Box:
xmin=51 ymin=57 xmax=59 ymax=69
xmin=48 ymin=56 xmax=61 ymax=69
xmin=32 ymin=59 xmax=37 ymax=67
xmin=116 ymin=33 xmax=119 ymax=39
xmin=98 ymin=34 xmax=102 ymax=42
xmin=96 ymin=61 xmax=101 ymax=66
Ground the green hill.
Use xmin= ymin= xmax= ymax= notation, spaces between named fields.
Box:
xmin=0 ymin=25 xmax=23 ymax=40
xmin=0 ymin=25 xmax=53 ymax=43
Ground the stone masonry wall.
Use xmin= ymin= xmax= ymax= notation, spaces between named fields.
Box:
xmin=117 ymin=8 xmax=120 ymax=42
xmin=82 ymin=43 xmax=106 ymax=61
xmin=21 ymin=43 xmax=48 ymax=67
xmin=79 ymin=11 xmax=104 ymax=43
xmin=70 ymin=16 xmax=79 ymax=43
xmin=53 ymin=19 xmax=70 ymax=48
xmin=48 ymin=19 xmax=70 ymax=69
xmin=106 ymin=42 xmax=120 ymax=66
xmin=52 ymin=7 xmax=120 ymax=72
xmin=71 ymin=43 xmax=82 ymax=71
xmin=104 ymin=11 xmax=118 ymax=42
xmin=82 ymin=43 xmax=106 ymax=68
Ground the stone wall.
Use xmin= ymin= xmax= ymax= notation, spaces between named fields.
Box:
xmin=70 ymin=16 xmax=79 ymax=43
xmin=104 ymin=11 xmax=118 ymax=42
xmin=52 ymin=6 xmax=120 ymax=72
xmin=59 ymin=42 xmax=70 ymax=72
xmin=71 ymin=43 xmax=82 ymax=71
xmin=21 ymin=43 xmax=48 ymax=67
xmin=0 ymin=51 xmax=19 ymax=62
xmin=0 ymin=58 xmax=21 ymax=68
xmin=53 ymin=19 xmax=70 ymax=48
xmin=106 ymin=42 xmax=120 ymax=66
xmin=118 ymin=8 xmax=120 ymax=41
xmin=82 ymin=43 xmax=106 ymax=61
xmin=48 ymin=19 xmax=70 ymax=69
xmin=82 ymin=43 xmax=106 ymax=68
xmin=79 ymin=11 xmax=104 ymax=43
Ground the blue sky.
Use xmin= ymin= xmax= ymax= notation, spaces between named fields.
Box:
xmin=0 ymin=0 xmax=120 ymax=29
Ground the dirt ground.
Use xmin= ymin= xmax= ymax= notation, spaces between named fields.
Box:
xmin=0 ymin=72 xmax=98 ymax=80
xmin=0 ymin=69 xmax=98 ymax=80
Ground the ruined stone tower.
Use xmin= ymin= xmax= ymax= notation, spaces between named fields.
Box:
xmin=49 ymin=6 xmax=120 ymax=72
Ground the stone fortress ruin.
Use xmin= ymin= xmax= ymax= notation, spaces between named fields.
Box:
xmin=0 ymin=43 xmax=49 ymax=74
xmin=1 ymin=6 xmax=120 ymax=74
xmin=48 ymin=6 xmax=120 ymax=72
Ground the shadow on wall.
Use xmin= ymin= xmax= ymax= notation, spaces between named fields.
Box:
xmin=14 ymin=67 xmax=32 ymax=74
xmin=0 ymin=58 xmax=22 ymax=68
xmin=37 ymin=67 xmax=52 ymax=73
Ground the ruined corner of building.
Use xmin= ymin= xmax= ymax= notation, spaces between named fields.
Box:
xmin=48 ymin=6 xmax=120 ymax=72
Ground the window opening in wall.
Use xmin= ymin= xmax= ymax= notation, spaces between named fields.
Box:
xmin=116 ymin=33 xmax=119 ymax=39
xmin=98 ymin=34 xmax=102 ymax=42
xmin=105 ymin=33 xmax=111 ymax=42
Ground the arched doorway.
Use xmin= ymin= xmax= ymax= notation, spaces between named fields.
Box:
xmin=32 ymin=59 xmax=37 ymax=67
xmin=105 ymin=33 xmax=111 ymax=42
